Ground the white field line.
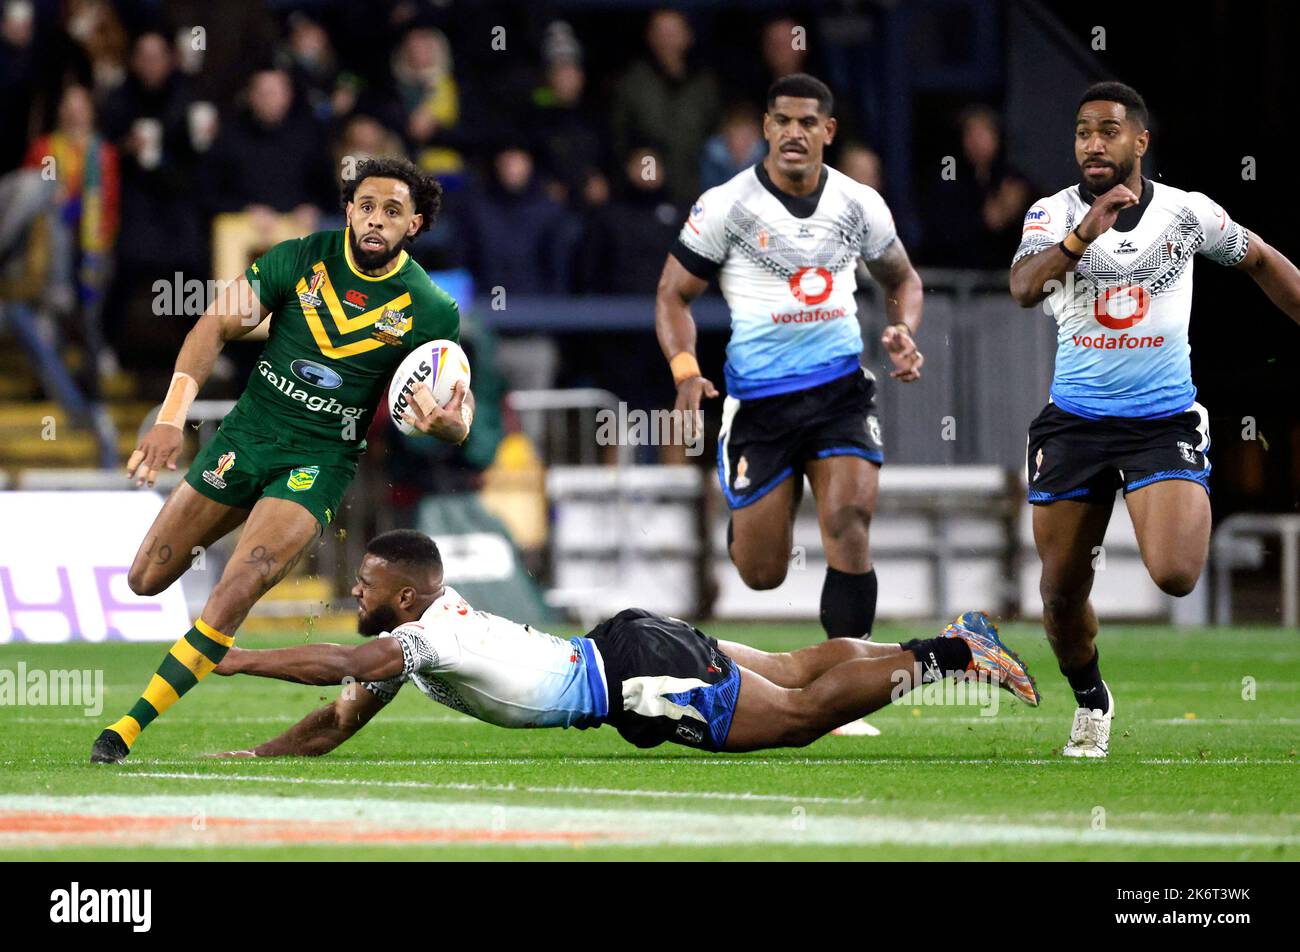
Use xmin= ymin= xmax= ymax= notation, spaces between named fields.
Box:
xmin=1 ymin=792 xmax=1294 ymax=850
xmin=118 ymin=756 xmax=1300 ymax=768
xmin=120 ymin=770 xmax=867 ymax=805
xmin=8 ymin=714 xmax=1300 ymax=728
xmin=117 ymin=771 xmax=1300 ymax=820
xmin=1151 ymin=718 xmax=1300 ymax=725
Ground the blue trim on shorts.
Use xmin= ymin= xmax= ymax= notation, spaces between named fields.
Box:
xmin=572 ymin=637 xmax=609 ymax=721
xmin=1123 ymin=468 xmax=1211 ymax=495
xmin=662 ymin=663 xmax=742 ymax=751
xmin=1027 ymin=486 xmax=1097 ymax=504
xmin=1050 ymin=387 xmax=1196 ymax=421
xmin=814 ymin=445 xmax=884 ymax=465
xmin=725 ymin=355 xmax=860 ymax=400
xmin=716 ymin=438 xmax=794 ymax=510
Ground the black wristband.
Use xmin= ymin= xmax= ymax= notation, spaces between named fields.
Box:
xmin=1057 ymin=240 xmax=1082 ymax=261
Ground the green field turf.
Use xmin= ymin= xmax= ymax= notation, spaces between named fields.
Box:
xmin=1 ymin=620 xmax=1297 ymax=860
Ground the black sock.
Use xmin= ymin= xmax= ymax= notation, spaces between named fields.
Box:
xmin=1061 ymin=649 xmax=1109 ymax=712
xmin=901 ymin=637 xmax=972 ymax=682
xmin=820 ymin=567 xmax=877 ymax=640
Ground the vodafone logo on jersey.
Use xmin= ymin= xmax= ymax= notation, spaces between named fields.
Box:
xmin=788 ymin=267 xmax=834 ymax=305
xmin=1094 ymin=285 xmax=1150 ymax=330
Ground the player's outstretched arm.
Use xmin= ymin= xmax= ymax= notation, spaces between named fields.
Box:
xmin=865 ymin=239 xmax=925 ymax=382
xmin=214 ymin=637 xmax=405 ymax=686
xmin=1235 ymin=231 xmax=1300 ymax=325
xmin=656 ymin=254 xmax=718 ymax=436
xmin=211 ymin=685 xmax=390 ymax=758
xmin=126 ymin=274 xmax=270 ymax=486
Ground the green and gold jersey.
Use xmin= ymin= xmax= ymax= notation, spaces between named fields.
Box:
xmin=237 ymin=227 xmax=461 ymax=447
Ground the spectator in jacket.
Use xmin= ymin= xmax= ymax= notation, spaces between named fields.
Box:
xmin=461 ymin=145 xmax=576 ymax=294
xmin=699 ymin=103 xmax=765 ymax=191
xmin=610 ymin=9 xmax=720 ymax=205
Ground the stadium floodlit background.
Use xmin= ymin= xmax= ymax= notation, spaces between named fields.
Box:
xmin=0 ymin=0 xmax=1296 ymax=862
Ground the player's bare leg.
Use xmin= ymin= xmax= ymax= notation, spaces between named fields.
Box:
xmin=805 ymin=454 xmax=882 ymax=733
xmin=1124 ymin=480 xmax=1211 ymax=597
xmin=1034 ymin=499 xmax=1112 ymax=669
xmin=722 ymin=658 xmax=903 ymax=750
xmin=93 ymin=497 xmax=322 ymax=762
xmin=723 ymin=612 xmax=1038 ymax=751
xmin=728 ymin=475 xmax=799 ymax=590
xmin=1033 ymin=498 xmax=1116 ymax=757
xmin=717 ymin=636 xmax=899 ymax=688
xmin=806 ymin=453 xmax=878 ymax=576
xmin=127 ymin=481 xmax=251 ymax=596
xmin=805 ymin=454 xmax=879 ymax=636
xmin=198 ymin=497 xmax=322 ymax=633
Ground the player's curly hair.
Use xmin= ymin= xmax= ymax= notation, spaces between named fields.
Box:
xmin=767 ymin=73 xmax=834 ymax=116
xmin=1078 ymin=81 xmax=1149 ymax=128
xmin=366 ymin=530 xmax=442 ymax=571
xmin=340 ymin=156 xmax=443 ymax=235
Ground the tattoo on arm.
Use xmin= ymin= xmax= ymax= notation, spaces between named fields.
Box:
xmin=864 ymin=239 xmax=913 ymax=288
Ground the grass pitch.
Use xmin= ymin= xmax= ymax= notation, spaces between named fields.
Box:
xmin=1 ymin=620 xmax=1296 ymax=860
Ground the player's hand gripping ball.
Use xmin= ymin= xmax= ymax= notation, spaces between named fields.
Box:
xmin=387 ymin=339 xmax=472 ymax=440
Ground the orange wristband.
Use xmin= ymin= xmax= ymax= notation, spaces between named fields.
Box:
xmin=670 ymin=352 xmax=702 ymax=386
xmin=1062 ymin=229 xmax=1091 ymax=257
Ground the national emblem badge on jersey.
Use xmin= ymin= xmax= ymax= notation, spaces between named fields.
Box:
xmin=686 ymin=200 xmax=705 ymax=235
xmin=734 ymin=455 xmax=751 ymax=490
xmin=286 ymin=466 xmax=320 ymax=492
xmin=202 ymin=451 xmax=236 ymax=490
xmin=298 ymin=271 xmax=325 ymax=307
xmin=371 ymin=307 xmax=412 ymax=346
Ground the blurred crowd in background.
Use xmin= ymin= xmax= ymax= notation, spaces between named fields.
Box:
xmin=1 ymin=0 xmax=1037 ymax=384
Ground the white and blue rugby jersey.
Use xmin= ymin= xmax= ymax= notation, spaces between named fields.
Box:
xmin=1013 ymin=179 xmax=1249 ymax=419
xmin=672 ymin=163 xmax=898 ymax=399
xmin=363 ymin=587 xmax=608 ymax=729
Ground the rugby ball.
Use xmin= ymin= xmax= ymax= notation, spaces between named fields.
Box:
xmin=387 ymin=339 xmax=471 ymax=436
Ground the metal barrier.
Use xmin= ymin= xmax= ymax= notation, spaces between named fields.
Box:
xmin=711 ymin=464 xmax=1026 ymax=621
xmin=507 ymin=388 xmax=627 ymax=466
xmin=1213 ymin=513 xmax=1300 ymax=627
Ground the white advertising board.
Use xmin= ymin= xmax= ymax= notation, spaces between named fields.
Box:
xmin=0 ymin=492 xmax=190 ymax=642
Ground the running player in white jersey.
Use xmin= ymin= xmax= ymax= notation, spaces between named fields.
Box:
xmin=654 ymin=76 xmax=924 ymax=738
xmin=1010 ymin=82 xmax=1300 ymax=757
xmin=210 ymin=530 xmax=1039 ymax=756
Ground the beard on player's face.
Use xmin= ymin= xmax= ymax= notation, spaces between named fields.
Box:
xmin=357 ymin=599 xmax=402 ymax=637
xmin=348 ymin=224 xmax=403 ymax=270
xmin=1079 ymin=152 xmax=1136 ymax=197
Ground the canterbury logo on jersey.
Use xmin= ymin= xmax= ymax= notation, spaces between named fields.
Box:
xmin=257 ymin=360 xmax=366 ymax=419
xmin=294 ymin=262 xmax=413 ymax=359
